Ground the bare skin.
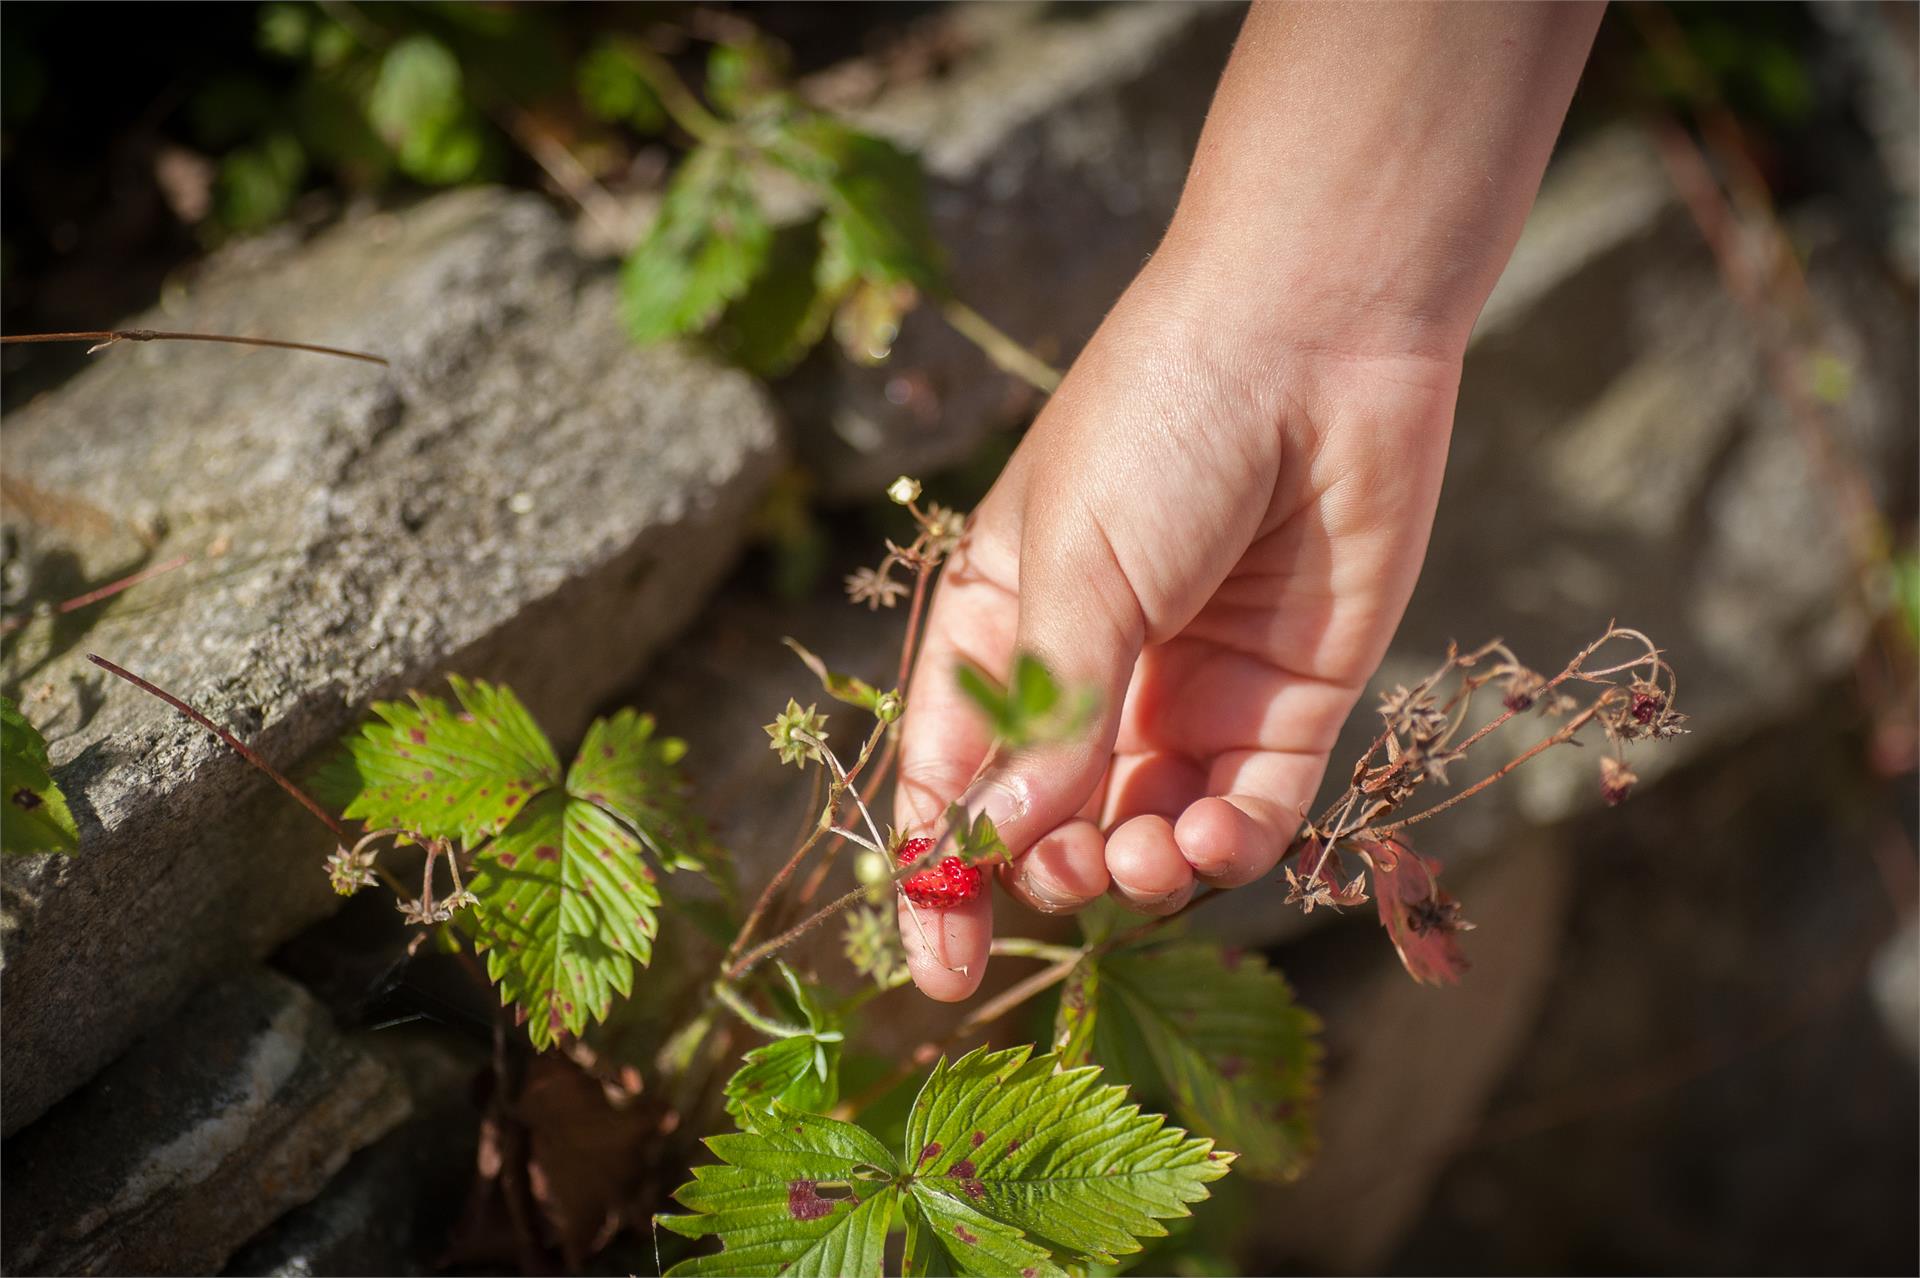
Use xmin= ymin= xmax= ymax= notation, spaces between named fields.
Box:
xmin=895 ymin=0 xmax=1605 ymax=1000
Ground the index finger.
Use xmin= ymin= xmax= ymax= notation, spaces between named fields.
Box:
xmin=891 ymin=550 xmax=1017 ymax=1001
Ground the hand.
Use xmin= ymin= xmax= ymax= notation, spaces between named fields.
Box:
xmin=891 ymin=254 xmax=1461 ymax=998
xmin=886 ymin=0 xmax=1601 ymax=998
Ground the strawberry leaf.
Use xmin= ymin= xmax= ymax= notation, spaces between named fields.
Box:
xmin=1 ymin=696 xmax=78 ymax=855
xmin=660 ymin=1108 xmax=900 ymax=1277
xmin=724 ymin=965 xmax=845 ymax=1123
xmin=322 ymin=681 xmax=707 ymax=1048
xmin=315 ymin=676 xmax=560 ymax=843
xmin=903 ymin=1046 xmax=1230 ymax=1268
xmin=1074 ymin=943 xmax=1321 ymax=1182
xmin=665 ymin=1047 xmax=1227 ymax=1275
xmin=567 ymin=708 xmax=715 ymax=876
xmin=469 ymin=791 xmax=661 ymax=1049
xmin=622 ymin=144 xmax=772 ymax=344
xmin=769 ymin=116 xmax=946 ymax=295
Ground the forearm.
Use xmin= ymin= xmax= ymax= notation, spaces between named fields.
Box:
xmin=1154 ymin=0 xmax=1603 ymax=363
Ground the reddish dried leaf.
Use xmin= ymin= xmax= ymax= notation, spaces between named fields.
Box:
xmin=1358 ymin=836 xmax=1472 ymax=985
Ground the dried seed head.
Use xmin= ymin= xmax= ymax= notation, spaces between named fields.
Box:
xmin=845 ymin=566 xmax=909 ymax=610
xmin=1501 ymin=667 xmax=1546 ymax=713
xmin=1378 ymin=684 xmax=1449 ymax=744
xmin=1603 ymin=678 xmax=1690 ymax=742
xmin=1600 ymin=756 xmax=1638 ymax=806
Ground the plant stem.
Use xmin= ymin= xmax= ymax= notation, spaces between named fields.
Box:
xmin=1 ymin=554 xmax=192 ymax=636
xmin=3 ymin=329 xmax=387 ymax=366
xmin=623 ymin=43 xmax=734 ymax=147
xmin=726 ymin=885 xmax=867 ymax=981
xmin=87 ymin=653 xmax=346 ymax=838
xmin=939 ymin=299 xmax=1062 ymax=394
xmin=712 ymin=980 xmax=809 ymax=1039
xmin=1377 ymin=703 xmax=1602 ymax=835
xmin=988 ymin=937 xmax=1082 ymax=963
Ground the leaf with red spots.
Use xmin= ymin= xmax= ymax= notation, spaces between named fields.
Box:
xmin=662 ymin=1048 xmax=1226 ymax=1277
xmin=902 ymin=1191 xmax=1058 ymax=1278
xmin=658 ymin=1108 xmax=899 ymax=1276
xmin=314 ymin=676 xmax=561 ymax=843
xmin=469 ymin=791 xmax=663 ymax=1050
xmin=1083 ymin=943 xmax=1321 ymax=1182
xmin=1 ymin=695 xmax=78 ymax=855
xmin=566 ymin=708 xmax=719 ymax=879
xmin=902 ymin=1046 xmax=1229 ymax=1270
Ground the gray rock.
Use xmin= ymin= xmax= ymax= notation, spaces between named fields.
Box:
xmin=1 ymin=968 xmax=410 ymax=1276
xmin=1 ymin=187 xmax=784 ymax=1132
xmin=784 ymin=0 xmax=1244 ymax=496
xmin=222 ymin=1029 xmax=481 ymax=1278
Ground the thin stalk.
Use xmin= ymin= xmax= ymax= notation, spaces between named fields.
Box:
xmin=712 ymin=980 xmax=809 ymax=1039
xmin=3 ymin=329 xmax=387 ymax=366
xmin=1 ymin=554 xmax=191 ymax=636
xmin=940 ymin=299 xmax=1062 ymax=394
xmin=988 ymin=938 xmax=1083 ymax=963
xmin=87 ymin=653 xmax=346 ymax=838
xmin=1377 ymin=703 xmax=1602 ymax=835
xmin=622 ymin=43 xmax=734 ymax=146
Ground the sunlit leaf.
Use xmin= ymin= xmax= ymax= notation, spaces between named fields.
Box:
xmin=314 ymin=676 xmax=561 ymax=844
xmin=1 ymin=696 xmax=77 ymax=855
xmin=1084 ymin=943 xmax=1321 ymax=1181
xmin=622 ymin=145 xmax=772 ymax=343
xmin=662 ymin=1046 xmax=1229 ymax=1276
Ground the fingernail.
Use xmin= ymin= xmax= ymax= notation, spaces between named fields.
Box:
xmin=1016 ymin=863 xmax=1077 ymax=914
xmin=958 ymin=775 xmax=1027 ymax=845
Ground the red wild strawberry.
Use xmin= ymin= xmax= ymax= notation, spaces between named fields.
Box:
xmin=895 ymin=836 xmax=983 ymax=909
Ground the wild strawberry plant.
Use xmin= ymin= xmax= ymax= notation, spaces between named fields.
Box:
xmin=81 ymin=475 xmax=1687 ymax=1273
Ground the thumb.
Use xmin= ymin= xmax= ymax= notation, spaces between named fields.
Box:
xmin=960 ymin=499 xmax=1144 ymax=860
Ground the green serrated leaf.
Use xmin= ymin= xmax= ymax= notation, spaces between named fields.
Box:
xmin=315 ymin=676 xmax=561 ymax=844
xmin=1091 ymin=943 xmax=1321 ymax=1182
xmin=905 ymin=1046 xmax=1229 ymax=1267
xmin=724 ymin=964 xmax=846 ymax=1123
xmin=662 ymin=1106 xmax=900 ymax=1277
xmin=578 ymin=40 xmax=665 ymax=132
xmin=954 ymin=654 xmax=1095 ymax=749
xmin=664 ymin=1048 xmax=1227 ymax=1275
xmin=904 ymin=1189 xmax=1064 ymax=1278
xmin=568 ymin=708 xmax=713 ymax=875
xmin=724 ymin=1036 xmax=842 ymax=1125
xmin=469 ymin=790 xmax=662 ymax=1049
xmin=623 ymin=144 xmax=773 ymax=344
xmin=718 ymin=219 xmax=842 ymax=377
xmin=1 ymin=696 xmax=78 ymax=855
xmin=769 ymin=115 xmax=947 ymax=294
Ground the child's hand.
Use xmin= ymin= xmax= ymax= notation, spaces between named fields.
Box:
xmin=889 ymin=0 xmax=1602 ymax=998
xmin=891 ymin=261 xmax=1459 ymax=999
